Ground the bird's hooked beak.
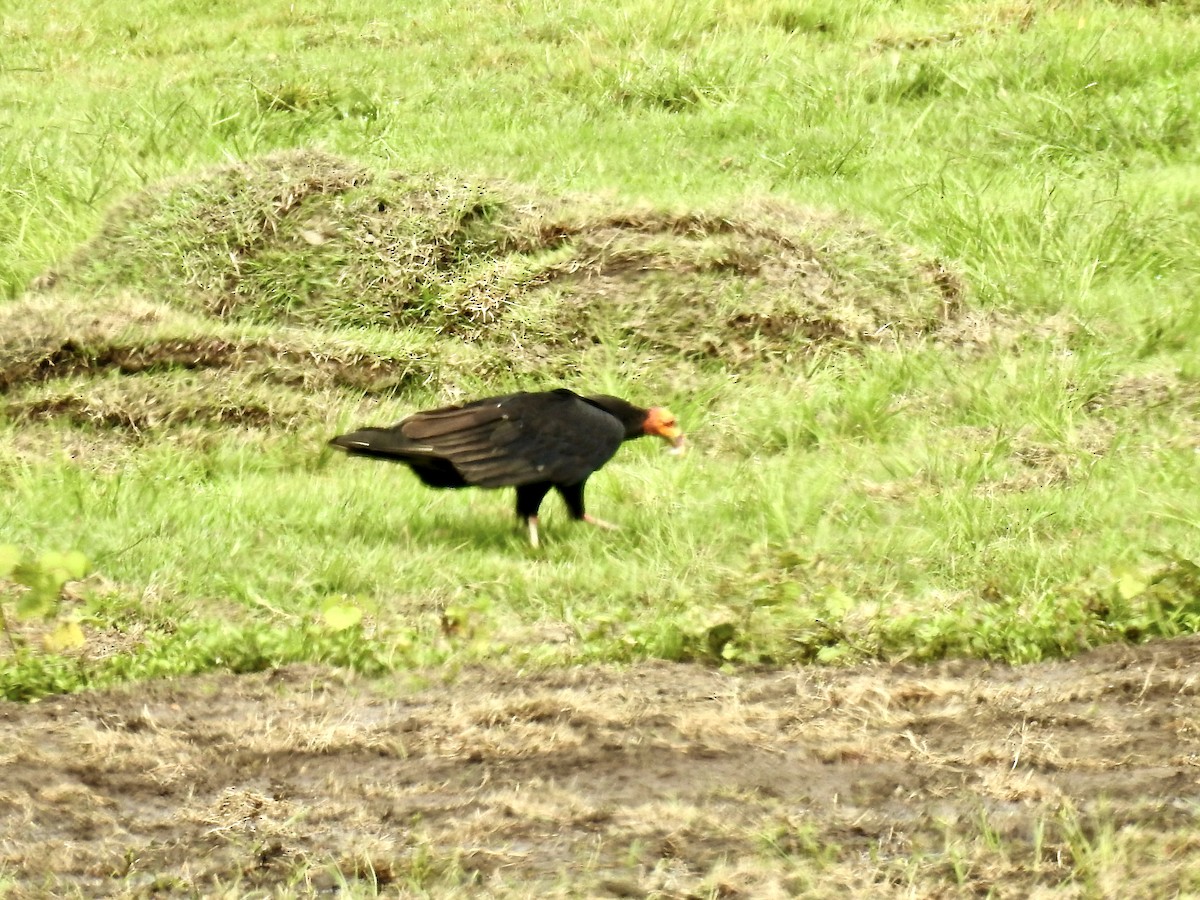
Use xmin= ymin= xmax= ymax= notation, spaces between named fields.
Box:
xmin=644 ymin=407 xmax=687 ymax=456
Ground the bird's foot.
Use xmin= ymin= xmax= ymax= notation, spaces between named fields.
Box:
xmin=526 ymin=516 xmax=540 ymax=548
xmin=582 ymin=514 xmax=619 ymax=531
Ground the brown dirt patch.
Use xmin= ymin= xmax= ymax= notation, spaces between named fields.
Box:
xmin=932 ymin=309 xmax=1081 ymax=354
xmin=2 ymin=637 xmax=1198 ymax=897
xmin=1085 ymin=370 xmax=1200 ymax=415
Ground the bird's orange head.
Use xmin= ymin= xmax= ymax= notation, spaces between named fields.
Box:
xmin=644 ymin=407 xmax=686 ymax=455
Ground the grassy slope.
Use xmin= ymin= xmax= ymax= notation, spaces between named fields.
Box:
xmin=1 ymin=0 xmax=1199 ymax=698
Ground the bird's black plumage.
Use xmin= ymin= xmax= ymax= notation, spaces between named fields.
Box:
xmin=328 ymin=388 xmax=684 ymax=545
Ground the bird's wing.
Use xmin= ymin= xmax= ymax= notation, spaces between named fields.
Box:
xmin=400 ymin=390 xmax=626 ymax=487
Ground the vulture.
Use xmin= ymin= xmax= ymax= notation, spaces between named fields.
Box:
xmin=328 ymin=388 xmax=685 ymax=546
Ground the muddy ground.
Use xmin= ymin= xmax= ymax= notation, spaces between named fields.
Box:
xmin=1 ymin=637 xmax=1198 ymax=898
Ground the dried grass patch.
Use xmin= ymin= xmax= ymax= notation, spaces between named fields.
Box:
xmin=2 ymin=642 xmax=1199 ymax=896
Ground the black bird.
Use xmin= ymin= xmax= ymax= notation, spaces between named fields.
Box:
xmin=328 ymin=388 xmax=686 ymax=546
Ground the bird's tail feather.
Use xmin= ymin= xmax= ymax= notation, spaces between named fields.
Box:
xmin=328 ymin=428 xmax=432 ymax=460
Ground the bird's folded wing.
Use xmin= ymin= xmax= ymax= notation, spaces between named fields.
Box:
xmin=401 ymin=392 xmax=625 ymax=488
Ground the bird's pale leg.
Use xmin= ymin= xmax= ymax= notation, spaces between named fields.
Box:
xmin=557 ymin=482 xmax=619 ymax=532
xmin=516 ymin=483 xmax=552 ymax=548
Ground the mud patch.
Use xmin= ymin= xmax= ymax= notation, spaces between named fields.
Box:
xmin=1 ymin=638 xmax=1197 ymax=897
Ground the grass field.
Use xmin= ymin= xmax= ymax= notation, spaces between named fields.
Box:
xmin=2 ymin=0 xmax=1199 ymax=895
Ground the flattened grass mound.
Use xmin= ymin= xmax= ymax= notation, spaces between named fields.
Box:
xmin=0 ymin=293 xmax=454 ymax=396
xmin=0 ymin=293 xmax=478 ymax=445
xmin=9 ymin=371 xmax=303 ymax=433
xmin=9 ymin=148 xmax=967 ymax=445
xmin=45 ymin=148 xmax=964 ymax=363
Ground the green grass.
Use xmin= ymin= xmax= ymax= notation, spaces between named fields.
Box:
xmin=2 ymin=0 xmax=1200 ymax=699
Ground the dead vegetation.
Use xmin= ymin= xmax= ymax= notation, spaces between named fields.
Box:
xmin=8 ymin=372 xmax=316 ymax=433
xmin=1086 ymin=370 xmax=1200 ymax=415
xmin=0 ymin=293 xmax=464 ymax=446
xmin=1 ymin=637 xmax=1197 ymax=897
xmin=0 ymin=293 xmax=446 ymax=396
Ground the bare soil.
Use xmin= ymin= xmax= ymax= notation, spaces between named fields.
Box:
xmin=2 ymin=637 xmax=1198 ymax=897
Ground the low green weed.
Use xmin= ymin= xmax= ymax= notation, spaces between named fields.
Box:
xmin=0 ymin=545 xmax=90 ymax=661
